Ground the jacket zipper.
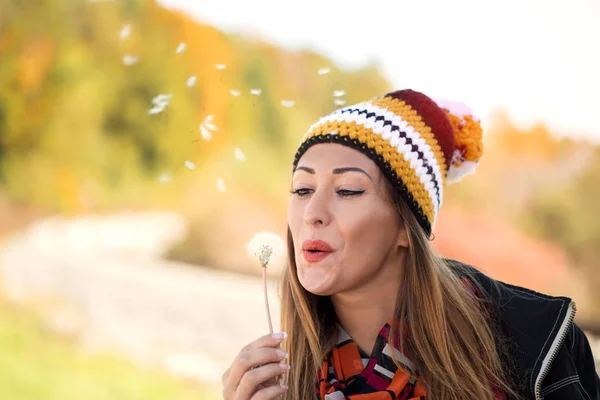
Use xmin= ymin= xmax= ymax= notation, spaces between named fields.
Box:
xmin=534 ymin=300 xmax=577 ymax=400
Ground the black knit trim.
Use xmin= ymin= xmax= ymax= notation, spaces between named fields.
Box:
xmin=293 ymin=134 xmax=432 ymax=235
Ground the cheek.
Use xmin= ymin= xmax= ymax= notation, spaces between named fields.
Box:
xmin=339 ymin=205 xmax=399 ymax=263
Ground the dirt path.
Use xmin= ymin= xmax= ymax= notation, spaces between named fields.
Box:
xmin=0 ymin=212 xmax=281 ymax=390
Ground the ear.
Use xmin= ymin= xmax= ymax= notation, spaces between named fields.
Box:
xmin=396 ymin=220 xmax=409 ymax=248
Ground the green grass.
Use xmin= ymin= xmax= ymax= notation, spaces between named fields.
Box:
xmin=0 ymin=301 xmax=218 ymax=400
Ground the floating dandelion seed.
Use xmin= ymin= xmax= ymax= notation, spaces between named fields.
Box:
xmin=216 ymin=178 xmax=226 ymax=192
xmin=200 ymin=126 xmax=212 ymax=141
xmin=281 ymin=100 xmax=295 ymax=108
xmin=334 ymin=99 xmax=347 ymax=106
xmin=158 ymin=173 xmax=171 ymax=184
xmin=184 ymin=160 xmax=196 ymax=170
xmin=333 ymin=90 xmax=346 ymax=97
xmin=246 ymin=231 xmax=286 ymax=334
xmin=200 ymin=115 xmax=217 ymax=141
xmin=152 ymin=93 xmax=172 ymax=105
xmin=203 ymin=115 xmax=216 ymax=130
xmin=122 ymin=54 xmax=140 ymax=66
xmin=318 ymin=67 xmax=331 ymax=75
xmin=234 ymin=147 xmax=246 ymax=161
xmin=230 ymin=89 xmax=241 ymax=97
xmin=186 ymin=75 xmax=196 ymax=87
xmin=250 ymin=88 xmax=262 ymax=96
xmin=215 ymin=64 xmax=227 ymax=70
xmin=148 ymin=93 xmax=172 ymax=115
xmin=176 ymin=42 xmax=187 ymax=53
xmin=120 ymin=24 xmax=131 ymax=40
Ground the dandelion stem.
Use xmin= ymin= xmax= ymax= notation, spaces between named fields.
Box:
xmin=262 ymin=264 xmax=273 ymax=334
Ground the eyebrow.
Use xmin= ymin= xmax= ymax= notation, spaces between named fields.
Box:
xmin=294 ymin=166 xmax=372 ymax=181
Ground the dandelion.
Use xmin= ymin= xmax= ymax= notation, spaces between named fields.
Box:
xmin=333 ymin=90 xmax=346 ymax=97
xmin=281 ymin=100 xmax=295 ymax=108
xmin=184 ymin=160 xmax=196 ymax=170
xmin=122 ymin=54 xmax=140 ymax=66
xmin=246 ymin=231 xmax=286 ymax=334
xmin=318 ymin=67 xmax=331 ymax=75
xmin=186 ymin=75 xmax=197 ymax=87
xmin=119 ymin=24 xmax=131 ymax=40
xmin=216 ymin=178 xmax=226 ymax=192
xmin=176 ymin=42 xmax=187 ymax=54
xmin=250 ymin=88 xmax=262 ymax=96
xmin=234 ymin=147 xmax=246 ymax=161
xmin=230 ymin=89 xmax=241 ymax=97
xmin=215 ymin=64 xmax=227 ymax=70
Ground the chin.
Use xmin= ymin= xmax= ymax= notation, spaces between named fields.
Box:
xmin=297 ymin=263 xmax=338 ymax=296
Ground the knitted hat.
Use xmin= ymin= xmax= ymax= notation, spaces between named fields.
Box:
xmin=292 ymin=89 xmax=484 ymax=235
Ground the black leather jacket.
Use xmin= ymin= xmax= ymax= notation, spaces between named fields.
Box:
xmin=450 ymin=259 xmax=600 ymax=399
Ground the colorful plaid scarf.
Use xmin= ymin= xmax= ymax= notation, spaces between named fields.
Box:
xmin=315 ymin=278 xmax=507 ymax=400
xmin=316 ymin=316 xmax=426 ymax=400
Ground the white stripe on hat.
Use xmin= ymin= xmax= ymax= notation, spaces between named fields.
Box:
xmin=309 ymin=103 xmax=443 ymax=217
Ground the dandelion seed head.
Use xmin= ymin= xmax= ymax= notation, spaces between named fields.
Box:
xmin=246 ymin=231 xmax=286 ymax=268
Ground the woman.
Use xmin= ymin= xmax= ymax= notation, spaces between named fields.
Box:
xmin=221 ymin=89 xmax=600 ymax=399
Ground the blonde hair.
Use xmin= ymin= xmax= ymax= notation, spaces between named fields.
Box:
xmin=279 ymin=182 xmax=519 ymax=399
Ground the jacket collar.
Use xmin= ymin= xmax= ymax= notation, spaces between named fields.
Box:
xmin=447 ymin=259 xmax=575 ymax=397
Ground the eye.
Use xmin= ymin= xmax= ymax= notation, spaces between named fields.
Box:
xmin=290 ymin=188 xmax=313 ymax=197
xmin=337 ymin=189 xmax=365 ymax=197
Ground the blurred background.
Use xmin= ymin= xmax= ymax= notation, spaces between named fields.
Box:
xmin=1 ymin=0 xmax=599 ymax=398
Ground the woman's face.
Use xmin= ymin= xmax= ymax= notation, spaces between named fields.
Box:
xmin=287 ymin=143 xmax=408 ymax=296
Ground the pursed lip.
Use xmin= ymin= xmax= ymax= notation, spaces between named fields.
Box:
xmin=301 ymin=240 xmax=334 ymax=252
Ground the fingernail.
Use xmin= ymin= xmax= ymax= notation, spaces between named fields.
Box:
xmin=280 ymin=384 xmax=289 ymax=390
xmin=279 ymin=363 xmax=290 ymax=370
xmin=272 ymin=332 xmax=287 ymax=339
xmin=276 ymin=349 xmax=288 ymax=359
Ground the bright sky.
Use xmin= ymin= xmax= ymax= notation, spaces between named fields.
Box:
xmin=159 ymin=0 xmax=600 ymax=142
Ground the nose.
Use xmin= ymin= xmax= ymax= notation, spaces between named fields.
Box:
xmin=303 ymin=188 xmax=331 ymax=227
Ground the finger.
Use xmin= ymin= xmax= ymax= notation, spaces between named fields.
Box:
xmin=237 ymin=362 xmax=290 ymax=399
xmin=241 ymin=332 xmax=287 ymax=353
xmin=228 ymin=341 xmax=288 ymax=391
xmin=229 ymin=347 xmax=288 ymax=392
xmin=221 ymin=385 xmax=233 ymax=400
xmin=221 ymin=367 xmax=230 ymax=386
xmin=250 ymin=383 xmax=289 ymax=400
